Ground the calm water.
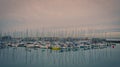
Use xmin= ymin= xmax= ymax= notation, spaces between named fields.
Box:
xmin=0 ymin=44 xmax=120 ymax=67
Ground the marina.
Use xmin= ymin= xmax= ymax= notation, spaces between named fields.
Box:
xmin=0 ymin=42 xmax=120 ymax=67
xmin=0 ymin=27 xmax=120 ymax=67
xmin=0 ymin=35 xmax=120 ymax=67
xmin=0 ymin=0 xmax=120 ymax=67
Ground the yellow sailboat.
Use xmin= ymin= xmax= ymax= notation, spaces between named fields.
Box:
xmin=51 ymin=45 xmax=61 ymax=50
xmin=52 ymin=47 xmax=60 ymax=50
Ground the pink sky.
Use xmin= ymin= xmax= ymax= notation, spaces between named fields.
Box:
xmin=0 ymin=0 xmax=120 ymax=38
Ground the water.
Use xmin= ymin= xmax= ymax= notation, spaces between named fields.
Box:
xmin=0 ymin=45 xmax=120 ymax=67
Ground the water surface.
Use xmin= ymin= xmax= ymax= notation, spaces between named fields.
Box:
xmin=0 ymin=45 xmax=120 ymax=67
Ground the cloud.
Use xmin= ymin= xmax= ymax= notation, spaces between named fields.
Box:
xmin=0 ymin=0 xmax=120 ymax=37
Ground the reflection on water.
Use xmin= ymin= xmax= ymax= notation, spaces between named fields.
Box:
xmin=0 ymin=45 xmax=120 ymax=67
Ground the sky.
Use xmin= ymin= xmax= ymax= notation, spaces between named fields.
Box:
xmin=0 ymin=0 xmax=120 ymax=38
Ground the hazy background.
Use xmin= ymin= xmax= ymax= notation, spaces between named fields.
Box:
xmin=0 ymin=0 xmax=120 ymax=38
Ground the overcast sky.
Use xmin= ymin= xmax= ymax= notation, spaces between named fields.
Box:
xmin=0 ymin=0 xmax=120 ymax=37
